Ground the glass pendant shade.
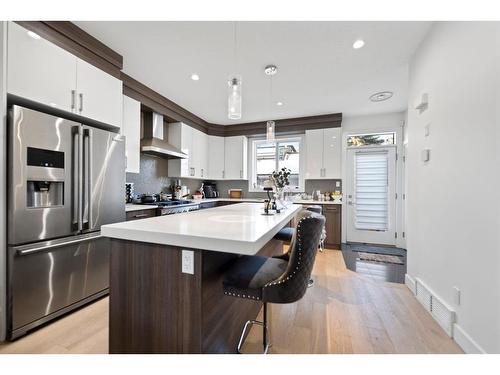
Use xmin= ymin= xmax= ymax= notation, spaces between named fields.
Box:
xmin=227 ymin=76 xmax=242 ymax=120
xmin=266 ymin=120 xmax=276 ymax=142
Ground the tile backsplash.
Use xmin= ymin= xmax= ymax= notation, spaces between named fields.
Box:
xmin=127 ymin=154 xmax=342 ymax=200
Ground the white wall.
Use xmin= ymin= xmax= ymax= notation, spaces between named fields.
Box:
xmin=341 ymin=112 xmax=405 ymax=246
xmin=406 ymin=22 xmax=500 ymax=353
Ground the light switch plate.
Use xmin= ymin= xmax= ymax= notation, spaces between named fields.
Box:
xmin=182 ymin=250 xmax=194 ymax=274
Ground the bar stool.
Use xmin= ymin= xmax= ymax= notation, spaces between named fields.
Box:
xmin=274 ymin=205 xmax=325 ymax=252
xmin=222 ymin=209 xmax=325 ymax=353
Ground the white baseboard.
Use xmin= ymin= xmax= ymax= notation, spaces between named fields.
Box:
xmin=453 ymin=324 xmax=486 ymax=354
xmin=405 ymin=273 xmax=416 ymax=294
xmin=405 ymin=274 xmax=455 ymax=337
xmin=405 ymin=273 xmax=488 ymax=353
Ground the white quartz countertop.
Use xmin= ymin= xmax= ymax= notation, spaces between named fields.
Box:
xmin=126 ymin=204 xmax=158 ymax=212
xmin=105 ymin=203 xmax=302 ymax=255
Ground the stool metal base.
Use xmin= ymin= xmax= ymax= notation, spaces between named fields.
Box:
xmin=237 ymin=303 xmax=270 ymax=354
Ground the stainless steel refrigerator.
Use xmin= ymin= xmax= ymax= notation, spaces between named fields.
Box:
xmin=7 ymin=105 xmax=125 ymax=339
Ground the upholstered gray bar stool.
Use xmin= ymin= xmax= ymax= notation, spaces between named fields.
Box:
xmin=274 ymin=205 xmax=324 ymax=251
xmin=222 ymin=209 xmax=325 ymax=353
xmin=274 ymin=205 xmax=324 ymax=288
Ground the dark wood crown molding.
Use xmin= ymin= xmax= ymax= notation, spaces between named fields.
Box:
xmin=15 ymin=21 xmax=123 ymax=78
xmin=14 ymin=21 xmax=342 ymax=136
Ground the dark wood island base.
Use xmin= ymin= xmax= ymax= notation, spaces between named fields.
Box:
xmin=109 ymin=238 xmax=283 ymax=354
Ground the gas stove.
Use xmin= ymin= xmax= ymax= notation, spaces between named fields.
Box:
xmin=143 ymin=199 xmax=193 ymax=207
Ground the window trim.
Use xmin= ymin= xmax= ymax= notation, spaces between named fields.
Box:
xmin=248 ymin=135 xmax=305 ymax=193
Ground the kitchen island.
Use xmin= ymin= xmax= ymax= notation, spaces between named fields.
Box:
xmin=101 ymin=202 xmax=302 ymax=353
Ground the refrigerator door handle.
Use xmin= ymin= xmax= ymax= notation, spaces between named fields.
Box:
xmin=14 ymin=233 xmax=103 ymax=256
xmin=85 ymin=128 xmax=94 ymax=230
xmin=77 ymin=126 xmax=84 ymax=232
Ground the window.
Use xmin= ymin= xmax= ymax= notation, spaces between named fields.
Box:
xmin=347 ymin=132 xmax=395 ymax=147
xmin=249 ymin=136 xmax=304 ymax=192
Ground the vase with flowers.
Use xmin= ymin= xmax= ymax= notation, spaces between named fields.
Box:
xmin=271 ymin=167 xmax=291 ymax=207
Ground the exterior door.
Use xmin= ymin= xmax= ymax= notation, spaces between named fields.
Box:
xmin=346 ymin=146 xmax=396 ymax=245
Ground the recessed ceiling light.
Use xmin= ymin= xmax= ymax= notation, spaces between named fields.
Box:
xmin=27 ymin=31 xmax=41 ymax=40
xmin=276 ymin=101 xmax=283 ymax=106
xmin=191 ymin=73 xmax=200 ymax=81
xmin=370 ymin=91 xmax=393 ymax=102
xmin=352 ymin=39 xmax=365 ymax=49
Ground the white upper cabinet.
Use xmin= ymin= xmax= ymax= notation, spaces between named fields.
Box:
xmin=7 ymin=22 xmax=77 ymax=113
xmin=208 ymin=136 xmax=225 ymax=180
xmin=122 ymin=95 xmax=141 ymax=173
xmin=76 ymin=59 xmax=123 ymax=128
xmin=305 ymin=127 xmax=342 ymax=179
xmin=168 ymin=122 xmax=192 ymax=178
xmin=305 ymin=129 xmax=324 ymax=179
xmin=7 ymin=22 xmax=123 ymax=129
xmin=224 ymin=136 xmax=248 ymax=180
xmin=190 ymin=128 xmax=208 ymax=179
xmin=322 ymin=128 xmax=342 ymax=178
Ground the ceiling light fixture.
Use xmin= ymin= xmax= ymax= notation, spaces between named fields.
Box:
xmin=352 ymin=39 xmax=365 ymax=49
xmin=276 ymin=101 xmax=283 ymax=106
xmin=191 ymin=73 xmax=200 ymax=81
xmin=27 ymin=31 xmax=41 ymax=40
xmin=228 ymin=22 xmax=242 ymax=120
xmin=370 ymin=91 xmax=393 ymax=102
xmin=265 ymin=64 xmax=278 ymax=142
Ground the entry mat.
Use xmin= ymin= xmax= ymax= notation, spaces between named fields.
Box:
xmin=357 ymin=252 xmax=405 ymax=265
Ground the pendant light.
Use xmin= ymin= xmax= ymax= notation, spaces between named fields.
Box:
xmin=228 ymin=23 xmax=242 ymax=120
xmin=265 ymin=65 xmax=278 ymax=142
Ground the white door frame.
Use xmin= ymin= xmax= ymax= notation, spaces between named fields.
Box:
xmin=345 ymin=145 xmax=397 ymax=245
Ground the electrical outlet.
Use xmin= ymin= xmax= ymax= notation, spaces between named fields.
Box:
xmin=453 ymin=286 xmax=461 ymax=306
xmin=335 ymin=181 xmax=341 ymax=188
xmin=182 ymin=250 xmax=194 ymax=274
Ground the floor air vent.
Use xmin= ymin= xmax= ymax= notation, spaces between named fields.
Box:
xmin=407 ymin=275 xmax=456 ymax=337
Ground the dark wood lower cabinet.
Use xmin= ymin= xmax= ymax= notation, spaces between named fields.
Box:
xmin=323 ymin=205 xmax=341 ymax=249
xmin=109 ymin=238 xmax=283 ymax=354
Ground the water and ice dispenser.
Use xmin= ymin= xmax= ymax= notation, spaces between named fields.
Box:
xmin=26 ymin=147 xmax=65 ymax=208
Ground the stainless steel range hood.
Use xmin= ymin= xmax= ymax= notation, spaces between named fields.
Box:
xmin=141 ymin=112 xmax=187 ymax=159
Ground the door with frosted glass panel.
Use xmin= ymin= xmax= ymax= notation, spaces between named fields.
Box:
xmin=346 ymin=147 xmax=396 ymax=245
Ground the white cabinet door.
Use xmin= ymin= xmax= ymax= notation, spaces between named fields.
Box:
xmin=224 ymin=136 xmax=247 ymax=180
xmin=7 ymin=22 xmax=77 ymax=112
xmin=76 ymin=59 xmax=123 ymax=128
xmin=122 ymin=95 xmax=141 ymax=173
xmin=198 ymin=131 xmax=208 ymax=179
xmin=322 ymin=127 xmax=342 ymax=179
xmin=168 ymin=122 xmax=192 ymax=178
xmin=208 ymin=135 xmax=225 ymax=180
xmin=305 ymin=129 xmax=324 ymax=179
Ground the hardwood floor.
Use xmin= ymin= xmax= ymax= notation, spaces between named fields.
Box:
xmin=0 ymin=249 xmax=462 ymax=354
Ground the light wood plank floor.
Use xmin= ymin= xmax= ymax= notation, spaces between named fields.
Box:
xmin=0 ymin=249 xmax=462 ymax=354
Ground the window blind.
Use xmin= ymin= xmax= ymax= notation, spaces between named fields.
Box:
xmin=354 ymin=151 xmax=389 ymax=231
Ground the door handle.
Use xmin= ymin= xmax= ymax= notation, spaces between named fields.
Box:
xmin=15 ymin=234 xmax=102 ymax=256
xmin=85 ymin=128 xmax=93 ymax=230
xmin=79 ymin=93 xmax=84 ymax=113
xmin=71 ymin=90 xmax=76 ymax=111
xmin=77 ymin=126 xmax=83 ymax=232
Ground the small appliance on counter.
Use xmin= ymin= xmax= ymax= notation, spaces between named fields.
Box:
xmin=228 ymin=189 xmax=243 ymax=199
xmin=202 ymin=181 xmax=219 ymax=198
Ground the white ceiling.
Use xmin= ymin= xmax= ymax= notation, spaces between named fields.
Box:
xmin=75 ymin=21 xmax=432 ymax=125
